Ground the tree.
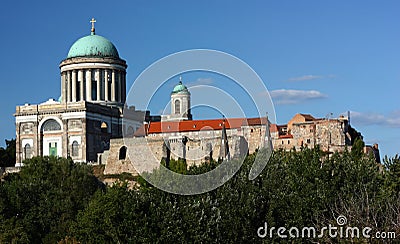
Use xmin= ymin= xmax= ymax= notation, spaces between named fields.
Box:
xmin=160 ymin=158 xmax=187 ymax=174
xmin=72 ymin=148 xmax=400 ymax=242
xmin=0 ymin=156 xmax=104 ymax=243
xmin=351 ymin=137 xmax=365 ymax=160
xmin=0 ymin=139 xmax=16 ymax=167
xmin=2 ymin=149 xmax=399 ymax=242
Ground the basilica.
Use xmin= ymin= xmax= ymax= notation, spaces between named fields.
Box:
xmin=14 ymin=19 xmax=273 ymax=168
xmin=14 ymin=19 xmax=146 ymax=165
xmin=14 ymin=20 xmax=358 ymax=170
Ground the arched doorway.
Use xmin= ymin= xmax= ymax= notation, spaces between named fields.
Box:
xmin=119 ymin=146 xmax=127 ymax=160
xmin=40 ymin=118 xmax=62 ymax=157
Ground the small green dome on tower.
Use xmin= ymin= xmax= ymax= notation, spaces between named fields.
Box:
xmin=172 ymin=78 xmax=190 ymax=94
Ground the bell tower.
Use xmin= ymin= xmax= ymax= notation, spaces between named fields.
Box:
xmin=165 ymin=77 xmax=192 ymax=121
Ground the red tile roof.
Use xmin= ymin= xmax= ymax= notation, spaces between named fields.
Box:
xmin=278 ymin=134 xmax=293 ymax=139
xmin=147 ymin=117 xmax=267 ymax=134
xmin=270 ymin=124 xmax=278 ymax=133
xmin=299 ymin=113 xmax=316 ymax=121
xmin=246 ymin=117 xmax=268 ymax=126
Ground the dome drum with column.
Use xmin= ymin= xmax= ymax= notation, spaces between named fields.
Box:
xmin=59 ymin=26 xmax=127 ymax=107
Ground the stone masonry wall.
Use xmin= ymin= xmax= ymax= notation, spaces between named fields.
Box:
xmin=102 ymin=135 xmax=248 ymax=176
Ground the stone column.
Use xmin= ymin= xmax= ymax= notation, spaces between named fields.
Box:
xmin=67 ymin=71 xmax=71 ymax=102
xmin=33 ymin=121 xmax=39 ymax=158
xmin=104 ymin=69 xmax=109 ymax=101
xmin=78 ymin=70 xmax=84 ymax=101
xmin=100 ymin=69 xmax=104 ymax=100
xmin=62 ymin=72 xmax=67 ymax=103
xmin=86 ymin=69 xmax=92 ymax=101
xmin=122 ymin=71 xmax=126 ymax=103
xmin=81 ymin=118 xmax=87 ymax=162
xmin=62 ymin=119 xmax=69 ymax=158
xmin=60 ymin=72 xmax=64 ymax=102
xmin=96 ymin=69 xmax=100 ymax=101
xmin=15 ymin=123 xmax=21 ymax=164
xmin=118 ymin=70 xmax=122 ymax=103
xmin=72 ymin=70 xmax=77 ymax=102
xmin=111 ymin=70 xmax=116 ymax=102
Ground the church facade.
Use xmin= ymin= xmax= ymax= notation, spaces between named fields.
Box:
xmin=14 ymin=20 xmax=146 ymax=165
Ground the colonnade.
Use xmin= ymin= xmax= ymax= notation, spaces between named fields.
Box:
xmin=61 ymin=68 xmax=126 ymax=103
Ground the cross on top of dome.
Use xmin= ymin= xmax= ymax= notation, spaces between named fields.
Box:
xmin=90 ymin=18 xmax=96 ymax=35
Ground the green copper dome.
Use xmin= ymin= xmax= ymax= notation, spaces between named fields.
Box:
xmin=67 ymin=33 xmax=120 ymax=59
xmin=172 ymin=81 xmax=190 ymax=94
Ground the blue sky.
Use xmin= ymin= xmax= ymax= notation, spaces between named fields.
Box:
xmin=0 ymin=1 xmax=399 ymax=157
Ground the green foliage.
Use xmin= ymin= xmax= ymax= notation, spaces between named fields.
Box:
xmin=172 ymin=158 xmax=188 ymax=174
xmin=1 ymin=150 xmax=400 ymax=242
xmin=71 ymin=148 xmax=400 ymax=242
xmin=72 ymin=184 xmax=138 ymax=243
xmin=161 ymin=158 xmax=188 ymax=174
xmin=0 ymin=139 xmax=16 ymax=167
xmin=383 ymin=154 xmax=400 ymax=194
xmin=351 ymin=137 xmax=365 ymax=160
xmin=0 ymin=156 xmax=103 ymax=243
xmin=187 ymin=159 xmax=220 ymax=175
xmin=103 ymin=172 xmax=136 ymax=181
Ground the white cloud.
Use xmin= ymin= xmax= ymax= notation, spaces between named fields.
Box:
xmin=187 ymin=78 xmax=213 ymax=87
xmin=286 ymin=74 xmax=335 ymax=82
xmin=270 ymin=89 xmax=327 ymax=105
xmin=349 ymin=110 xmax=400 ymax=128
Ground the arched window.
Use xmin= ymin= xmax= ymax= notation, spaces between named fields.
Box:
xmin=24 ymin=143 xmax=31 ymax=159
xmin=119 ymin=146 xmax=127 ymax=160
xmin=72 ymin=141 xmax=79 ymax=157
xmin=42 ymin=119 xmax=61 ymax=132
xmin=174 ymin=100 xmax=180 ymax=114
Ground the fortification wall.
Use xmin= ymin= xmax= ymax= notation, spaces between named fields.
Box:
xmin=102 ymin=135 xmax=249 ymax=175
